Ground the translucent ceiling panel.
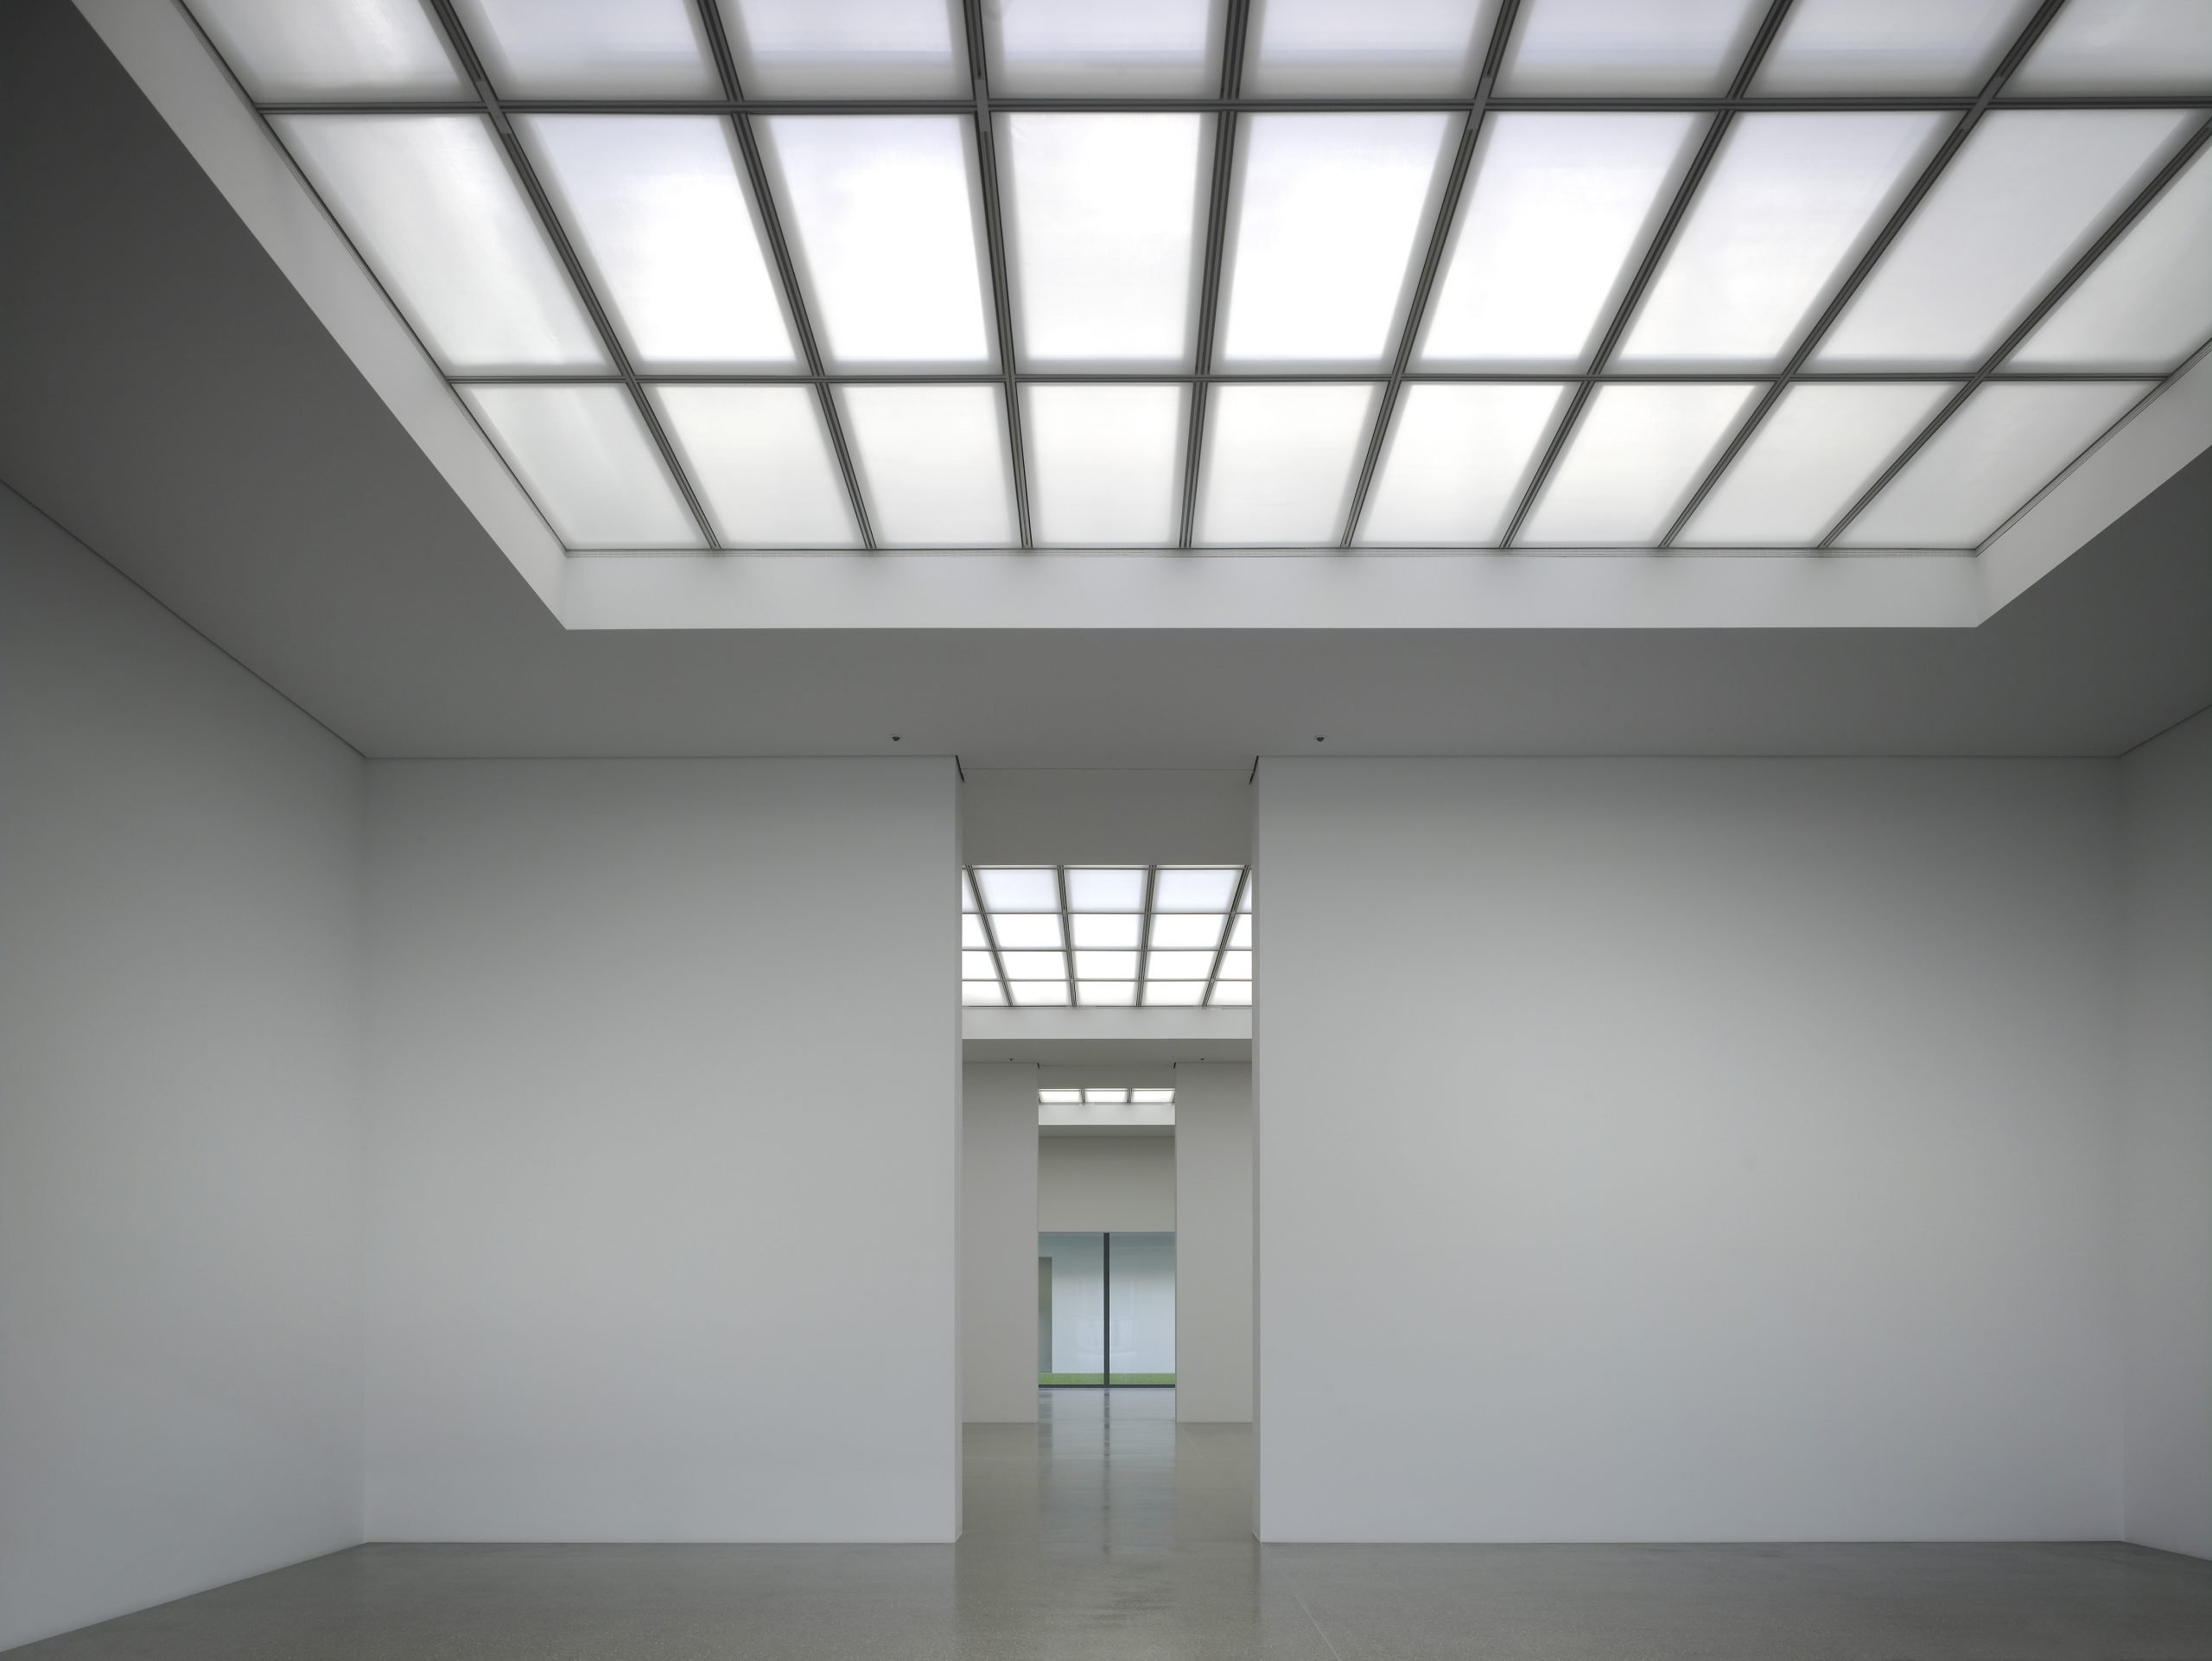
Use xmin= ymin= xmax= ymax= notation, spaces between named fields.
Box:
xmin=1243 ymin=0 xmax=1497 ymax=96
xmin=1499 ymin=0 xmax=1766 ymax=94
xmin=1022 ymin=385 xmax=1188 ymax=547
xmin=760 ymin=117 xmax=996 ymax=372
xmin=460 ymin=385 xmax=701 ymax=548
xmin=1755 ymin=0 xmax=2037 ymax=92
xmin=1217 ymin=114 xmax=1457 ymax=370
xmin=1675 ymin=382 xmax=1954 ymax=545
xmin=1144 ymin=983 xmax=1205 ymax=1006
xmin=188 ymin=0 xmax=466 ymax=99
xmin=1193 ymin=384 xmax=1381 ymax=545
xmin=1001 ymin=114 xmax=1207 ymax=370
xmin=1079 ymin=983 xmax=1139 ymax=1006
xmin=2010 ymin=0 xmax=2212 ymax=93
xmin=1356 ymin=383 xmax=1567 ymax=545
xmin=836 ymin=385 xmax=1018 ymax=546
xmin=520 ymin=117 xmax=798 ymax=372
xmin=1518 ymin=383 xmax=1756 ymax=544
xmin=1837 ymin=380 xmax=2148 ymax=547
xmin=1073 ymin=915 xmax=1143 ymax=947
xmin=1012 ymin=983 xmax=1071 ymax=1006
xmin=976 ymin=868 xmax=1059 ymax=910
xmin=1417 ymin=113 xmax=1701 ymax=369
xmin=987 ymin=0 xmax=1223 ymax=94
xmin=1155 ymin=868 xmax=1243 ymax=910
xmin=451 ymin=0 xmax=719 ymax=97
xmin=1815 ymin=110 xmax=2190 ymax=369
xmin=995 ymin=915 xmax=1065 ymax=948
xmin=651 ymin=386 xmax=861 ymax=548
xmin=963 ymin=983 xmax=1007 ymax=1006
xmin=720 ymin=0 xmax=969 ymax=96
xmin=1067 ymin=869 xmax=1146 ymax=910
xmin=2012 ymin=143 xmax=2212 ymax=371
xmin=1211 ymin=982 xmax=1254 ymax=1006
xmin=1617 ymin=113 xmax=1947 ymax=370
xmin=276 ymin=116 xmax=605 ymax=373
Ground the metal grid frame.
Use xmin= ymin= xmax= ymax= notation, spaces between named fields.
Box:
xmin=964 ymin=863 xmax=1251 ymax=1009
xmin=202 ymin=0 xmax=2212 ymax=555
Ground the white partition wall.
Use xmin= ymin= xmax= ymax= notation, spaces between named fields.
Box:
xmin=1176 ymin=1064 xmax=1255 ymax=1422
xmin=963 ymin=1062 xmax=1039 ymax=1423
xmin=364 ymin=757 xmax=959 ymax=1541
xmin=1255 ymin=758 xmax=2126 ymax=1543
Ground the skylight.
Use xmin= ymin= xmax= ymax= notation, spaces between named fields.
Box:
xmin=193 ymin=0 xmax=2209 ymax=555
xmin=964 ymin=865 xmax=1252 ymax=1009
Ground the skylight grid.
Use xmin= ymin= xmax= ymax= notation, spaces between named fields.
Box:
xmin=965 ymin=865 xmax=1253 ymax=1009
xmin=206 ymin=0 xmax=2212 ymax=558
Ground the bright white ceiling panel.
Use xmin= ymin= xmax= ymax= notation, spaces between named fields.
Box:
xmin=1227 ymin=914 xmax=1252 ymax=948
xmin=759 ymin=117 xmax=996 ymax=371
xmin=986 ymin=0 xmax=1223 ymax=94
xmin=451 ymin=0 xmax=720 ymax=97
xmin=1147 ymin=951 xmax=1217 ymax=980
xmin=461 ymin=385 xmax=701 ymax=548
xmin=1155 ymin=868 xmax=1243 ymax=910
xmin=1815 ymin=110 xmax=2192 ymax=369
xmin=1193 ymin=383 xmax=1382 ymax=544
xmin=2009 ymin=0 xmax=2212 ymax=93
xmin=1676 ymin=382 xmax=1954 ymax=545
xmin=976 ymin=867 xmax=1059 ymax=909
xmin=277 ymin=116 xmax=607 ymax=373
xmin=187 ymin=0 xmax=466 ymax=99
xmin=962 ymin=914 xmax=988 ymax=948
xmin=1001 ymin=114 xmax=1208 ymax=369
xmin=1498 ymin=0 xmax=1767 ymax=94
xmin=1417 ymin=113 xmax=1701 ymax=368
xmin=1022 ymin=385 xmax=1189 ymax=547
xmin=1072 ymin=915 xmax=1143 ymax=947
xmin=1011 ymin=983 xmax=1071 ymax=1006
xmin=1076 ymin=951 xmax=1141 ymax=978
xmin=1211 ymin=982 xmax=1254 ymax=1006
xmin=1001 ymin=951 xmax=1069 ymax=980
xmin=1217 ymin=114 xmax=1457 ymax=369
xmin=838 ymin=386 xmax=1017 ymax=546
xmin=1218 ymin=950 xmax=1253 ymax=979
xmin=994 ymin=914 xmax=1066 ymax=948
xmin=1078 ymin=983 xmax=1140 ymax=1006
xmin=719 ymin=0 xmax=969 ymax=96
xmin=1144 ymin=983 xmax=1205 ymax=1005
xmin=1617 ymin=113 xmax=1948 ymax=369
xmin=1150 ymin=913 xmax=1227 ymax=948
xmin=1243 ymin=0 xmax=1498 ymax=96
xmin=2012 ymin=142 xmax=2212 ymax=371
xmin=650 ymin=386 xmax=861 ymax=548
xmin=963 ymin=983 xmax=1007 ymax=1006
xmin=1836 ymin=379 xmax=2150 ymax=546
xmin=962 ymin=950 xmax=998 ymax=978
xmin=1067 ymin=869 xmax=1147 ymax=909
xmin=1356 ymin=383 xmax=1568 ymax=545
xmin=1518 ymin=383 xmax=1757 ymax=544
xmin=1755 ymin=0 xmax=2037 ymax=92
xmin=519 ymin=117 xmax=798 ymax=372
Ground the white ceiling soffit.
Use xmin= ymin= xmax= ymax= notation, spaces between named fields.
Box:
xmin=75 ymin=0 xmax=2212 ymax=633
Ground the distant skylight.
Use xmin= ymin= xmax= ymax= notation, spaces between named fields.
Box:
xmin=964 ymin=865 xmax=1251 ymax=1009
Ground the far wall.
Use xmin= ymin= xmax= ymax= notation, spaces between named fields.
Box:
xmin=1039 ymin=1136 xmax=1175 ymax=1231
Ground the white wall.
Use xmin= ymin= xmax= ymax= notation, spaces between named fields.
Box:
xmin=363 ymin=757 xmax=960 ymax=1542
xmin=1039 ymin=1136 xmax=1176 ymax=1231
xmin=1175 ymin=1064 xmax=1254 ymax=1422
xmin=963 ymin=1062 xmax=1039 ymax=1422
xmin=2118 ymin=707 xmax=2212 ymax=1559
xmin=1257 ymin=758 xmax=2124 ymax=1543
xmin=0 ymin=484 xmax=366 ymax=1650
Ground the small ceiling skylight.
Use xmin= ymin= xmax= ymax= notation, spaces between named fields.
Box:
xmin=1520 ymin=384 xmax=1758 ymax=544
xmin=987 ymin=0 xmax=1223 ymax=96
xmin=460 ymin=385 xmax=701 ymax=547
xmin=1357 ymin=383 xmax=1568 ymax=546
xmin=967 ymin=865 xmax=1251 ymax=1009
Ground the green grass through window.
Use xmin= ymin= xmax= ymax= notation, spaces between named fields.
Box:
xmin=1039 ymin=1372 xmax=1175 ymax=1386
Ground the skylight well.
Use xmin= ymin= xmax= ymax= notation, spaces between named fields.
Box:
xmin=963 ymin=865 xmax=1252 ymax=1009
xmin=193 ymin=0 xmax=2211 ymax=555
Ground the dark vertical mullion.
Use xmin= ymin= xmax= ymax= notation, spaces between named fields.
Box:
xmin=1179 ymin=0 xmax=1253 ymax=549
xmin=1201 ymin=866 xmax=1250 ymax=1006
xmin=1138 ymin=864 xmax=1159 ymax=1008
xmin=963 ymin=0 xmax=1036 ymax=548
xmin=1102 ymin=1230 xmax=1113 ymax=1386
xmin=1057 ymin=865 xmax=1077 ymax=1009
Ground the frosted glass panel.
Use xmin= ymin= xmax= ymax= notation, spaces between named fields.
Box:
xmin=652 ymin=386 xmax=860 ymax=548
xmin=1837 ymin=380 xmax=2150 ymax=546
xmin=1155 ymin=868 xmax=1242 ymax=909
xmin=1109 ymin=1234 xmax=1177 ymax=1380
xmin=1245 ymin=0 xmax=1497 ymax=95
xmin=276 ymin=115 xmax=605 ymax=373
xmin=720 ymin=0 xmax=968 ymax=95
xmin=1149 ymin=913 xmax=1226 ymax=949
xmin=452 ymin=0 xmax=719 ymax=97
xmin=1357 ymin=383 xmax=1568 ymax=545
xmin=1500 ymin=0 xmax=1766 ymax=93
xmin=837 ymin=385 xmax=1018 ymax=546
xmin=988 ymin=0 xmax=1222 ymax=94
xmin=1519 ymin=383 xmax=1756 ymax=544
xmin=1010 ymin=983 xmax=1072 ymax=1005
xmin=977 ymin=867 xmax=1059 ymax=910
xmin=1755 ymin=0 xmax=2037 ymax=92
xmin=2010 ymin=0 xmax=2212 ymax=92
xmin=461 ymin=385 xmax=700 ymax=548
xmin=1023 ymin=385 xmax=1189 ymax=547
xmin=187 ymin=0 xmax=465 ymax=99
xmin=1194 ymin=384 xmax=1381 ymax=544
xmin=1067 ymin=869 xmax=1147 ymax=910
xmin=993 ymin=914 xmax=1065 ymax=949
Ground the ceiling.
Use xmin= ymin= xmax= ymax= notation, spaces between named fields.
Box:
xmin=2 ymin=0 xmax=2209 ymax=763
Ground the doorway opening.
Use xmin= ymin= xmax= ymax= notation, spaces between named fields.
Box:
xmin=1038 ymin=1231 xmax=1175 ymax=1387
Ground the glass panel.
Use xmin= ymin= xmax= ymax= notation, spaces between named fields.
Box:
xmin=1109 ymin=1233 xmax=1177 ymax=1384
xmin=1075 ymin=951 xmax=1141 ymax=978
xmin=1193 ymin=383 xmax=1382 ymax=545
xmin=1417 ymin=113 xmax=1702 ymax=369
xmin=962 ymin=914 xmax=989 ymax=948
xmin=1217 ymin=114 xmax=1458 ymax=369
xmin=1072 ymin=914 xmax=1144 ymax=947
xmin=520 ymin=116 xmax=798 ymax=372
xmin=1039 ymin=1232 xmax=1106 ymax=1384
xmin=962 ymin=981 xmax=1007 ymax=1005
xmin=1814 ymin=110 xmax=2192 ymax=369
xmin=1039 ymin=1088 xmax=1084 ymax=1104
xmin=452 ymin=0 xmax=719 ymax=97
xmin=1132 ymin=1088 xmax=1177 ymax=1104
xmin=1147 ymin=951 xmax=1217 ymax=979
xmin=274 ymin=115 xmax=605 ymax=373
xmin=1078 ymin=982 xmax=1140 ymax=1005
xmin=2009 ymin=0 xmax=2212 ymax=93
xmin=988 ymin=0 xmax=1223 ymax=95
xmin=1155 ymin=868 xmax=1243 ymax=910
xmin=1755 ymin=0 xmax=2037 ymax=92
xmin=1067 ymin=869 xmax=1147 ymax=910
xmin=1022 ymin=385 xmax=1190 ymax=547
xmin=1357 ymin=383 xmax=1568 ymax=545
xmin=186 ymin=0 xmax=466 ymax=99
xmin=1835 ymin=380 xmax=2149 ymax=547
xmin=1210 ymin=981 xmax=1255 ymax=1006
xmin=719 ymin=0 xmax=969 ymax=96
xmin=962 ymin=949 xmax=999 ymax=978
xmin=1244 ymin=0 xmax=1497 ymax=95
xmin=760 ymin=117 xmax=996 ymax=371
xmin=460 ymin=385 xmax=700 ymax=548
xmin=1238 ymin=876 xmax=1254 ymax=912
xmin=1498 ymin=0 xmax=1767 ymax=94
xmin=1217 ymin=950 xmax=1254 ymax=978
xmin=2012 ymin=143 xmax=2212 ymax=372
xmin=1149 ymin=913 xmax=1227 ymax=949
xmin=1010 ymin=981 xmax=1073 ymax=1005
xmin=1676 ymin=382 xmax=1955 ymax=546
xmin=976 ymin=867 xmax=1061 ymax=910
xmin=836 ymin=385 xmax=1018 ymax=546
xmin=1517 ymin=383 xmax=1757 ymax=544
xmin=1227 ymin=913 xmax=1253 ymax=949
xmin=1143 ymin=982 xmax=1206 ymax=1004
xmin=1084 ymin=1087 xmax=1131 ymax=1104
xmin=962 ymin=870 xmax=980 ymax=912
xmin=992 ymin=914 xmax=1066 ymax=949
xmin=1001 ymin=115 xmax=1208 ymax=370
xmin=1616 ymin=113 xmax=1948 ymax=369
xmin=651 ymin=386 xmax=860 ymax=549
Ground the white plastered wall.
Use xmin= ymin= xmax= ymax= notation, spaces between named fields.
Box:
xmin=1039 ymin=1137 xmax=1176 ymax=1232
xmin=963 ymin=1062 xmax=1039 ymax=1423
xmin=1175 ymin=1064 xmax=1255 ymax=1422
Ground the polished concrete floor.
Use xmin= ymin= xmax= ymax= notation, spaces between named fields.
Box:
xmin=15 ymin=1389 xmax=2212 ymax=1658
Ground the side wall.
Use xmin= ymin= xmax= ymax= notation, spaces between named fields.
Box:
xmin=1176 ymin=1064 xmax=1255 ymax=1422
xmin=0 ymin=484 xmax=366 ymax=1649
xmin=2119 ymin=707 xmax=2212 ymax=1558
xmin=364 ymin=757 xmax=960 ymax=1541
xmin=1257 ymin=757 xmax=2124 ymax=1543
xmin=963 ymin=1063 xmax=1039 ymax=1423
xmin=1039 ymin=1137 xmax=1176 ymax=1232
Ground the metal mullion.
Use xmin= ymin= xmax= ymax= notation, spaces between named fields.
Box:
xmin=1497 ymin=0 xmax=1799 ymax=549
xmin=967 ymin=863 xmax=1014 ymax=1006
xmin=445 ymin=366 xmax=2170 ymax=388
xmin=1202 ymin=866 xmax=1250 ymax=1007
xmin=1179 ymin=0 xmax=1253 ymax=550
xmin=1138 ymin=865 xmax=1159 ymax=1008
xmin=963 ymin=0 xmax=1034 ymax=549
xmin=1057 ymin=865 xmax=1077 ymax=1009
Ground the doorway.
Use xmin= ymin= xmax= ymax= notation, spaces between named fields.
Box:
xmin=1038 ymin=1231 xmax=1175 ymax=1386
